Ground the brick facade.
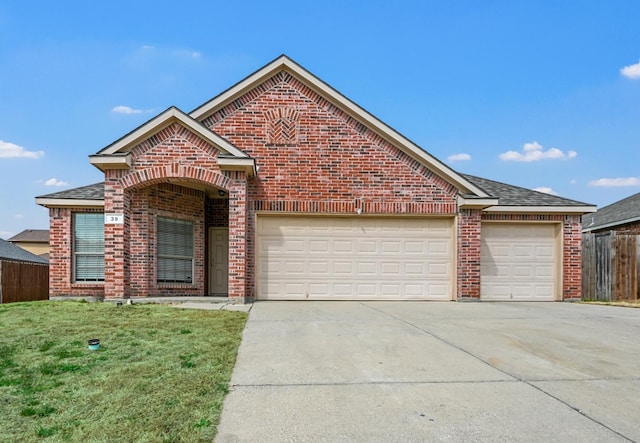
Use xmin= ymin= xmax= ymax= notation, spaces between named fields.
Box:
xmin=457 ymin=209 xmax=482 ymax=299
xmin=44 ymin=57 xmax=589 ymax=302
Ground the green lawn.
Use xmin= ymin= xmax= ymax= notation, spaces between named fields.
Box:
xmin=0 ymin=301 xmax=247 ymax=442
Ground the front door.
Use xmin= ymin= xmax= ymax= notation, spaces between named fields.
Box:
xmin=208 ymin=227 xmax=229 ymax=295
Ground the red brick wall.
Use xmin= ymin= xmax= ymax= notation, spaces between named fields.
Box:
xmin=48 ymin=207 xmax=105 ymax=298
xmin=127 ymin=184 xmax=207 ymax=297
xmin=482 ymin=213 xmax=583 ymax=300
xmin=204 ymin=71 xmax=459 ymax=299
xmin=100 ymin=123 xmax=240 ymax=298
xmin=458 ymin=209 xmax=482 ymax=299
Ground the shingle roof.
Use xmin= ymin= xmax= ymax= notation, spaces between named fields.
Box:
xmin=7 ymin=229 xmax=49 ymax=243
xmin=582 ymin=192 xmax=640 ymax=232
xmin=0 ymin=238 xmax=49 ymax=264
xmin=37 ymin=182 xmax=104 ymax=200
xmin=462 ymin=174 xmax=592 ymax=207
xmin=38 ymin=177 xmax=594 ymax=210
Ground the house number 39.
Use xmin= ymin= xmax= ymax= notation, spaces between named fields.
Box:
xmin=105 ymin=214 xmax=124 ymax=224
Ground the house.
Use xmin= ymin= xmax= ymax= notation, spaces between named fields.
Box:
xmin=7 ymin=229 xmax=50 ymax=260
xmin=582 ymin=192 xmax=640 ymax=234
xmin=35 ymin=55 xmax=595 ymax=303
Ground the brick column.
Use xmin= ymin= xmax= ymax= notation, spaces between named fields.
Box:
xmin=457 ymin=209 xmax=482 ymax=300
xmin=228 ymin=173 xmax=248 ymax=302
xmin=48 ymin=207 xmax=70 ymax=296
xmin=103 ymin=173 xmax=129 ymax=299
xmin=563 ymin=215 xmax=583 ymax=301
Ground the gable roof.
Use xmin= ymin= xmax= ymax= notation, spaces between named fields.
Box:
xmin=190 ymin=54 xmax=489 ymax=198
xmin=7 ymin=229 xmax=49 ymax=243
xmin=0 ymin=238 xmax=49 ymax=264
xmin=463 ymin=174 xmax=596 ymax=213
xmin=89 ymin=107 xmax=256 ymax=176
xmin=582 ymin=192 xmax=640 ymax=232
xmin=35 ymin=182 xmax=105 ymax=208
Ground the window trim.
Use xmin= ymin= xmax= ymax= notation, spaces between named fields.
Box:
xmin=157 ymin=216 xmax=195 ymax=284
xmin=73 ymin=212 xmax=105 ymax=283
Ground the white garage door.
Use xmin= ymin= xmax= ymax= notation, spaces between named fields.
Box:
xmin=256 ymin=216 xmax=453 ymax=300
xmin=481 ymin=223 xmax=559 ymax=301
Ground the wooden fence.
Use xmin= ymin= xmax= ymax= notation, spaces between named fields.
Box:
xmin=0 ymin=259 xmax=49 ymax=304
xmin=582 ymin=232 xmax=639 ymax=301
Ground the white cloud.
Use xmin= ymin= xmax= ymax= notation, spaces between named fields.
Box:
xmin=112 ymin=105 xmax=146 ymax=115
xmin=533 ymin=186 xmax=558 ymax=196
xmin=499 ymin=141 xmax=577 ymax=162
xmin=589 ymin=177 xmax=640 ymax=187
xmin=447 ymin=153 xmax=471 ymax=162
xmin=620 ymin=60 xmax=640 ymax=79
xmin=13 ymin=213 xmax=24 ymax=219
xmin=0 ymin=230 xmax=14 ymax=240
xmin=44 ymin=178 xmax=69 ymax=187
xmin=0 ymin=140 xmax=44 ymax=159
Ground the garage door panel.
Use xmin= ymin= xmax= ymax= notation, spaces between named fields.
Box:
xmin=428 ymin=240 xmax=450 ymax=255
xmin=334 ymin=262 xmax=354 ymax=274
xmin=481 ymin=223 xmax=558 ymax=301
xmin=379 ymin=262 xmax=399 ymax=275
xmin=257 ymin=216 xmax=453 ymax=300
xmin=359 ymin=240 xmax=377 ymax=253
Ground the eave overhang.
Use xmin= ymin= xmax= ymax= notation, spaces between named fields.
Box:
xmin=217 ymin=156 xmax=257 ymax=178
xmin=88 ymin=153 xmax=131 ymax=170
xmin=483 ymin=205 xmax=597 ymax=214
xmin=457 ymin=195 xmax=499 ymax=209
xmin=35 ymin=198 xmax=104 ymax=209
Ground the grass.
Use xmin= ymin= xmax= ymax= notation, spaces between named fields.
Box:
xmin=0 ymin=301 xmax=247 ymax=442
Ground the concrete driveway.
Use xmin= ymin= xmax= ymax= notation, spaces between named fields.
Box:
xmin=215 ymin=302 xmax=640 ymax=442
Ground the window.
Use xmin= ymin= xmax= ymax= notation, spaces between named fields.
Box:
xmin=74 ymin=213 xmax=104 ymax=282
xmin=157 ymin=217 xmax=194 ymax=283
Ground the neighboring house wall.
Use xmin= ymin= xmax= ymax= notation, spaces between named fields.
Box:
xmin=10 ymin=242 xmax=49 ymax=257
xmin=591 ymin=222 xmax=640 ymax=235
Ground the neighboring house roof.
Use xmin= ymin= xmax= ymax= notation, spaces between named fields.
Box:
xmin=582 ymin=192 xmax=640 ymax=232
xmin=7 ymin=229 xmax=49 ymax=243
xmin=463 ymin=174 xmax=593 ymax=211
xmin=35 ymin=182 xmax=105 ymax=208
xmin=0 ymin=238 xmax=49 ymax=264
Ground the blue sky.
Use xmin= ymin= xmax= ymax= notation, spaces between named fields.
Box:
xmin=1 ymin=1 xmax=639 ymax=238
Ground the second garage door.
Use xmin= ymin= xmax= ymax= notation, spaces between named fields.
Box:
xmin=480 ymin=223 xmax=559 ymax=301
xmin=256 ymin=216 xmax=453 ymax=300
